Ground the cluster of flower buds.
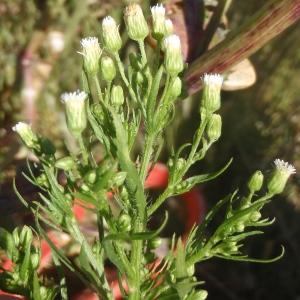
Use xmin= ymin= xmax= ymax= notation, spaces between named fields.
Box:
xmin=61 ymin=90 xmax=88 ymax=137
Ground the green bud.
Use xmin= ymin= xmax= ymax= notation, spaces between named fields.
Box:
xmin=40 ymin=287 xmax=48 ymax=299
xmin=206 ymin=114 xmax=222 ymax=142
xmin=100 ymin=56 xmax=116 ymax=82
xmin=187 ymin=264 xmax=195 ymax=276
xmin=81 ymin=183 xmax=90 ymax=192
xmin=250 ymin=211 xmax=261 ymax=222
xmin=176 ymin=158 xmax=186 ymax=171
xmin=12 ymin=122 xmax=39 ymax=150
xmin=79 ymin=37 xmax=101 ymax=75
xmin=102 ymin=16 xmax=122 ymax=52
xmin=151 ymin=4 xmax=166 ymax=41
xmin=31 ymin=252 xmax=40 ymax=269
xmin=248 ymin=170 xmax=264 ymax=192
xmin=85 ymin=170 xmax=97 ymax=184
xmin=118 ymin=213 xmax=132 ymax=232
xmin=12 ymin=228 xmax=20 ymax=248
xmin=201 ymin=74 xmax=223 ymax=113
xmin=170 ymin=77 xmax=182 ymax=99
xmin=124 ymin=4 xmax=149 ymax=41
xmin=55 ymin=156 xmax=75 ymax=171
xmin=149 ymin=237 xmax=162 ymax=249
xmin=267 ymin=159 xmax=296 ymax=195
xmin=194 ymin=290 xmax=208 ymax=300
xmin=19 ymin=226 xmax=33 ymax=246
xmin=61 ymin=90 xmax=87 ymax=137
xmin=111 ymin=85 xmax=124 ymax=107
xmin=235 ymin=222 xmax=245 ymax=233
xmin=163 ymin=34 xmax=184 ymax=76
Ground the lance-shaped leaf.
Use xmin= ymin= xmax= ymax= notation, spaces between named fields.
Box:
xmin=173 ymin=158 xmax=233 ymax=195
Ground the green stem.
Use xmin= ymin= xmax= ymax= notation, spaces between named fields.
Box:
xmin=148 ymin=188 xmax=171 ymax=216
xmin=138 ymin=40 xmax=147 ymax=66
xmin=140 ymin=133 xmax=156 ymax=183
xmin=77 ymin=134 xmax=89 ymax=166
xmin=94 ymin=76 xmax=104 ymax=102
xmin=114 ymin=53 xmax=138 ymax=103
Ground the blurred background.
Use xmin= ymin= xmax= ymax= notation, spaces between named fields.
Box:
xmin=0 ymin=0 xmax=300 ymax=299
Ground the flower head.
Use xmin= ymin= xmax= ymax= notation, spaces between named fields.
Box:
xmin=268 ymin=159 xmax=296 ymax=195
xmin=164 ymin=19 xmax=173 ymax=35
xmin=79 ymin=37 xmax=101 ymax=75
xmin=163 ymin=34 xmax=184 ymax=75
xmin=151 ymin=4 xmax=166 ymax=40
xmin=201 ymin=74 xmax=223 ymax=113
xmin=12 ymin=122 xmax=39 ymax=149
xmin=61 ymin=90 xmax=88 ymax=136
xmin=102 ymin=16 xmax=122 ymax=52
xmin=124 ymin=4 xmax=149 ymax=41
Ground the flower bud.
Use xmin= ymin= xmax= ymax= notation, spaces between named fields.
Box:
xmin=163 ymin=34 xmax=184 ymax=76
xmin=12 ymin=122 xmax=39 ymax=149
xmin=148 ymin=237 xmax=162 ymax=249
xmin=187 ymin=264 xmax=195 ymax=276
xmin=206 ymin=114 xmax=222 ymax=142
xmin=250 ymin=211 xmax=261 ymax=222
xmin=248 ymin=170 xmax=264 ymax=192
xmin=118 ymin=213 xmax=132 ymax=232
xmin=55 ymin=156 xmax=75 ymax=171
xmin=194 ymin=290 xmax=208 ymax=300
xmin=164 ymin=19 xmax=173 ymax=35
xmin=100 ymin=56 xmax=116 ymax=82
xmin=79 ymin=37 xmax=101 ymax=75
xmin=151 ymin=4 xmax=166 ymax=41
xmin=19 ymin=226 xmax=33 ymax=246
xmin=61 ymin=90 xmax=87 ymax=136
xmin=124 ymin=4 xmax=149 ymax=41
xmin=234 ymin=222 xmax=245 ymax=233
xmin=201 ymin=74 xmax=223 ymax=113
xmin=267 ymin=159 xmax=296 ymax=195
xmin=85 ymin=170 xmax=97 ymax=184
xmin=102 ymin=16 xmax=122 ymax=52
xmin=31 ymin=252 xmax=40 ymax=269
xmin=169 ymin=77 xmax=182 ymax=99
xmin=111 ymin=85 xmax=124 ymax=107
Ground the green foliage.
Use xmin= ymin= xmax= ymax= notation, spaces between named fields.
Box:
xmin=2 ymin=2 xmax=295 ymax=299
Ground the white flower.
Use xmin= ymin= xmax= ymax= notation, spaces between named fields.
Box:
xmin=61 ymin=90 xmax=87 ymax=104
xmin=102 ymin=16 xmax=122 ymax=52
xmin=274 ymin=159 xmax=296 ymax=176
xmin=163 ymin=34 xmax=181 ymax=50
xmin=203 ymin=74 xmax=223 ymax=88
xmin=151 ymin=4 xmax=165 ymax=16
xmin=267 ymin=159 xmax=296 ymax=194
xmin=12 ymin=122 xmax=38 ymax=149
xmin=61 ymin=90 xmax=88 ymax=136
xmin=201 ymin=74 xmax=223 ymax=113
xmin=163 ymin=35 xmax=183 ymax=75
xmin=151 ymin=4 xmax=166 ymax=40
xmin=79 ymin=37 xmax=101 ymax=74
xmin=164 ymin=19 xmax=173 ymax=35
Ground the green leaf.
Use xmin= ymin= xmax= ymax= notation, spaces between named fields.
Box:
xmin=13 ymin=179 xmax=29 ymax=208
xmin=103 ymin=240 xmax=126 ymax=274
xmin=104 ymin=211 xmax=168 ymax=241
xmin=215 ymin=245 xmax=285 ymax=263
xmin=32 ymin=272 xmax=42 ymax=300
xmin=174 ymin=158 xmax=233 ymax=195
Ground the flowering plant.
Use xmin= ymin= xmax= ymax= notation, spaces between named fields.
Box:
xmin=0 ymin=3 xmax=296 ymax=300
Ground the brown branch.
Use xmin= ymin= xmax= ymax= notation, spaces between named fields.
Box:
xmin=184 ymin=0 xmax=300 ymax=95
